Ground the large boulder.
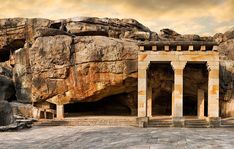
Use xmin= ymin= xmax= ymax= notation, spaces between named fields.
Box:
xmin=63 ymin=17 xmax=152 ymax=41
xmin=0 ymin=100 xmax=14 ymax=126
xmin=0 ymin=63 xmax=15 ymax=126
xmin=214 ymin=28 xmax=234 ymax=117
xmin=0 ymin=17 xmax=232 ymax=118
xmin=14 ymin=34 xmax=138 ymax=105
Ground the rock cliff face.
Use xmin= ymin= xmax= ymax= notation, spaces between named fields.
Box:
xmin=0 ymin=17 xmax=233 ymax=118
xmin=214 ymin=29 xmax=234 ymax=117
xmin=0 ymin=62 xmax=15 ymax=125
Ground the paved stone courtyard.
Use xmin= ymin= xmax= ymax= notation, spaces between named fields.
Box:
xmin=0 ymin=126 xmax=234 ymax=149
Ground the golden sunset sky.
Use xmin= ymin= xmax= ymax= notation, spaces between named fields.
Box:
xmin=0 ymin=0 xmax=234 ymax=35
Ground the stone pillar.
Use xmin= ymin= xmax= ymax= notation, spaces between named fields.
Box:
xmin=172 ymin=86 xmax=174 ymax=116
xmin=147 ymin=80 xmax=152 ymax=117
xmin=171 ymin=61 xmax=186 ymax=126
xmin=207 ymin=61 xmax=219 ymax=118
xmin=56 ymin=104 xmax=64 ymax=119
xmin=197 ymin=89 xmax=205 ymax=119
xmin=207 ymin=61 xmax=220 ymax=127
xmin=138 ymin=61 xmax=149 ymax=118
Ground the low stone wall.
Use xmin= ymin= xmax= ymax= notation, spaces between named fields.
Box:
xmin=10 ymin=102 xmax=39 ymax=118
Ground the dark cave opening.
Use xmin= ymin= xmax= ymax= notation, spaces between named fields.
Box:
xmin=152 ymin=92 xmax=172 ymax=116
xmin=64 ymin=93 xmax=135 ymax=117
xmin=183 ymin=63 xmax=208 ymax=116
xmin=0 ymin=39 xmax=25 ymax=62
xmin=150 ymin=62 xmax=173 ymax=116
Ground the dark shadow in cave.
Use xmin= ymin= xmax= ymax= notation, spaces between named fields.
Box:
xmin=183 ymin=62 xmax=208 ymax=116
xmin=64 ymin=93 xmax=135 ymax=117
xmin=0 ymin=39 xmax=25 ymax=62
xmin=149 ymin=62 xmax=173 ymax=116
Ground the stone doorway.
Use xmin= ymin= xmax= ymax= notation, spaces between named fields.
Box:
xmin=149 ymin=62 xmax=173 ymax=116
xmin=183 ymin=63 xmax=208 ymax=117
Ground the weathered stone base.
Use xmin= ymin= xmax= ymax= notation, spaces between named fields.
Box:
xmin=172 ymin=117 xmax=185 ymax=127
xmin=208 ymin=117 xmax=221 ymax=128
xmin=137 ymin=117 xmax=148 ymax=128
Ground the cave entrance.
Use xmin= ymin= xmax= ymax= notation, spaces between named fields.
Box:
xmin=64 ymin=93 xmax=136 ymax=117
xmin=149 ymin=62 xmax=173 ymax=116
xmin=183 ymin=62 xmax=208 ymax=117
xmin=0 ymin=39 xmax=25 ymax=62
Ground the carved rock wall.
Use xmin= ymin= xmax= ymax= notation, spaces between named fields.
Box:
xmin=0 ymin=17 xmax=233 ymax=117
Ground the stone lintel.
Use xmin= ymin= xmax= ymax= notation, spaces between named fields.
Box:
xmin=138 ymin=41 xmax=218 ymax=46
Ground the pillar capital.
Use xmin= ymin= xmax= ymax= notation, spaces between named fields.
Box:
xmin=171 ymin=61 xmax=187 ymax=70
xmin=207 ymin=61 xmax=219 ymax=71
xmin=138 ymin=61 xmax=150 ymax=70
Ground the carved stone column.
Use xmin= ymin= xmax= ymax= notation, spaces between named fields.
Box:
xmin=197 ymin=89 xmax=205 ymax=119
xmin=147 ymin=79 xmax=152 ymax=117
xmin=171 ymin=61 xmax=187 ymax=126
xmin=207 ymin=61 xmax=219 ymax=118
xmin=56 ymin=104 xmax=64 ymax=119
xmin=138 ymin=61 xmax=149 ymax=118
xmin=207 ymin=61 xmax=220 ymax=127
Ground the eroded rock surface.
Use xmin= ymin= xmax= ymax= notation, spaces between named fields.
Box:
xmin=0 ymin=17 xmax=233 ymax=118
xmin=0 ymin=62 xmax=15 ymax=126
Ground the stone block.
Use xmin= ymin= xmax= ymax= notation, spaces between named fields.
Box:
xmin=176 ymin=45 xmax=182 ymax=51
xmin=200 ymin=45 xmax=206 ymax=51
xmin=208 ymin=117 xmax=221 ymax=128
xmin=164 ymin=45 xmax=169 ymax=51
xmin=188 ymin=45 xmax=193 ymax=51
xmin=56 ymin=104 xmax=64 ymax=119
xmin=172 ymin=117 xmax=184 ymax=127
xmin=139 ymin=46 xmax=144 ymax=51
xmin=137 ymin=117 xmax=148 ymax=128
xmin=152 ymin=45 xmax=157 ymax=51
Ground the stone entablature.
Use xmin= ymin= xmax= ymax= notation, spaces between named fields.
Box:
xmin=138 ymin=41 xmax=220 ymax=127
xmin=138 ymin=41 xmax=218 ymax=51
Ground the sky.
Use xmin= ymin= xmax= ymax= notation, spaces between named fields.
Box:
xmin=0 ymin=0 xmax=233 ymax=35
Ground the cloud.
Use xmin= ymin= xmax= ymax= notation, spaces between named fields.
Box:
xmin=0 ymin=0 xmax=233 ymax=35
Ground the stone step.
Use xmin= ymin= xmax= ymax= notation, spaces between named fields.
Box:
xmin=147 ymin=120 xmax=173 ymax=127
xmin=221 ymin=119 xmax=234 ymax=125
xmin=149 ymin=121 xmax=172 ymax=125
xmin=220 ymin=117 xmax=234 ymax=127
xmin=184 ymin=120 xmax=208 ymax=128
xmin=185 ymin=121 xmax=207 ymax=125
xmin=185 ymin=125 xmax=209 ymax=128
xmin=147 ymin=124 xmax=172 ymax=127
xmin=34 ymin=118 xmax=138 ymax=127
xmin=220 ymin=124 xmax=234 ymax=128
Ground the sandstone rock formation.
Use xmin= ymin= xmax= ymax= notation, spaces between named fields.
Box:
xmin=0 ymin=17 xmax=233 ymax=118
xmin=0 ymin=63 xmax=15 ymax=126
xmin=214 ymin=30 xmax=234 ymax=117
